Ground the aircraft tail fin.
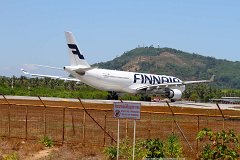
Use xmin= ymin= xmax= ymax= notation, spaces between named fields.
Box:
xmin=65 ymin=31 xmax=91 ymax=67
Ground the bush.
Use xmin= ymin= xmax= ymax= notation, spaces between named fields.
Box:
xmin=144 ymin=139 xmax=164 ymax=158
xmin=103 ymin=146 xmax=117 ymax=160
xmin=197 ymin=128 xmax=240 ymax=160
xmin=103 ymin=136 xmax=183 ymax=159
xmin=164 ymin=134 xmax=183 ymax=158
xmin=39 ymin=136 xmax=54 ymax=147
xmin=103 ymin=138 xmax=148 ymax=160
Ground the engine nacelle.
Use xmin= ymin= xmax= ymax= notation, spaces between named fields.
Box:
xmin=166 ymin=89 xmax=182 ymax=101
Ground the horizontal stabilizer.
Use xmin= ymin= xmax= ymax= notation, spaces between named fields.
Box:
xmin=24 ymin=64 xmax=63 ymax=70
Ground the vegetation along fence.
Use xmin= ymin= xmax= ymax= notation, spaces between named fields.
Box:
xmin=0 ymin=95 xmax=240 ymax=158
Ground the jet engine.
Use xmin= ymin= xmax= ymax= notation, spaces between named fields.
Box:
xmin=165 ymin=89 xmax=182 ymax=101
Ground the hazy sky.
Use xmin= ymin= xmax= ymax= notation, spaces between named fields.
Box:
xmin=1 ymin=0 xmax=240 ymax=77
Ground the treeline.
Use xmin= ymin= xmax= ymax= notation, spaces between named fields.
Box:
xmin=183 ymin=84 xmax=223 ymax=102
xmin=0 ymin=76 xmax=108 ymax=99
xmin=0 ymin=76 xmax=239 ymax=102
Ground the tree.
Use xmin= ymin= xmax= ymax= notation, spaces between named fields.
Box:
xmin=164 ymin=134 xmax=183 ymax=158
xmin=197 ymin=128 xmax=240 ymax=160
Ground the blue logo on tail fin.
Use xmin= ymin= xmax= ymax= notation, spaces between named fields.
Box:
xmin=68 ymin=44 xmax=84 ymax=59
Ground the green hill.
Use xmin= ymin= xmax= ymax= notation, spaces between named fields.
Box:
xmin=95 ymin=47 xmax=240 ymax=89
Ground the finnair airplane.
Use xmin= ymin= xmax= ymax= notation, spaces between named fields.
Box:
xmin=22 ymin=31 xmax=214 ymax=101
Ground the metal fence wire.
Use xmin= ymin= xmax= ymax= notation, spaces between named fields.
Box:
xmin=0 ymin=96 xmax=240 ymax=158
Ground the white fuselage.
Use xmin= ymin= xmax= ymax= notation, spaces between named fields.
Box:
xmin=65 ymin=68 xmax=186 ymax=94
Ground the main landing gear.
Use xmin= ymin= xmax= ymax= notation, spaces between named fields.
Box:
xmin=106 ymin=92 xmax=152 ymax=102
xmin=107 ymin=91 xmax=119 ymax=100
xmin=140 ymin=96 xmax=152 ymax=102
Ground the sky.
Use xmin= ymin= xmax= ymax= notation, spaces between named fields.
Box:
xmin=0 ymin=0 xmax=240 ymax=77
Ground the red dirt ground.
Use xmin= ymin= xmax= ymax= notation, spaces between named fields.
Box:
xmin=0 ymin=98 xmax=240 ymax=159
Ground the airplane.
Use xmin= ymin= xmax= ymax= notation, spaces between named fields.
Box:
xmin=22 ymin=31 xmax=215 ymax=101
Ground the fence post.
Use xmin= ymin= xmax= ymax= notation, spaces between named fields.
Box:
xmin=148 ymin=113 xmax=151 ymax=139
xmin=103 ymin=111 xmax=107 ymax=146
xmin=83 ymin=110 xmax=86 ymax=146
xmin=196 ymin=115 xmax=200 ymax=158
xmin=165 ymin=101 xmax=175 ymax=134
xmin=216 ymin=103 xmax=225 ymax=130
xmin=1 ymin=95 xmax=11 ymax=138
xmin=111 ymin=131 xmax=114 ymax=145
xmin=8 ymin=103 xmax=11 ymax=138
xmin=44 ymin=108 xmax=46 ymax=136
xmin=25 ymin=106 xmax=28 ymax=140
xmin=38 ymin=96 xmax=47 ymax=136
xmin=125 ymin=119 xmax=128 ymax=139
xmin=71 ymin=109 xmax=75 ymax=135
xmin=206 ymin=110 xmax=209 ymax=126
xmin=8 ymin=106 xmax=11 ymax=138
xmin=62 ymin=107 xmax=66 ymax=144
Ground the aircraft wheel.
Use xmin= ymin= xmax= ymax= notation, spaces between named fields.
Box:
xmin=107 ymin=95 xmax=111 ymax=100
xmin=107 ymin=92 xmax=119 ymax=100
xmin=114 ymin=94 xmax=118 ymax=100
xmin=141 ymin=96 xmax=151 ymax=102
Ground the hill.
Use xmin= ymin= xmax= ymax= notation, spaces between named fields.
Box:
xmin=95 ymin=47 xmax=240 ymax=89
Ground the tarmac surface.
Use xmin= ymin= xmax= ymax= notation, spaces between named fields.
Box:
xmin=1 ymin=95 xmax=240 ymax=111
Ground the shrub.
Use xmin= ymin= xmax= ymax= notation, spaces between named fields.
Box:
xmin=103 ymin=137 xmax=183 ymax=159
xmin=144 ymin=139 xmax=165 ymax=158
xmin=39 ymin=136 xmax=54 ymax=147
xmin=164 ymin=134 xmax=183 ymax=158
xmin=197 ymin=128 xmax=240 ymax=160
xmin=103 ymin=146 xmax=117 ymax=160
xmin=103 ymin=138 xmax=148 ymax=160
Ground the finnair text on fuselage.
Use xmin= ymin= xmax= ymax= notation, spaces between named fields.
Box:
xmin=133 ymin=73 xmax=181 ymax=85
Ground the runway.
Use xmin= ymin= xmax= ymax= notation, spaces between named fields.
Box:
xmin=1 ymin=95 xmax=240 ymax=111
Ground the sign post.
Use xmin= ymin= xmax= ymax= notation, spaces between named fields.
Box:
xmin=113 ymin=102 xmax=141 ymax=160
xmin=133 ymin=119 xmax=136 ymax=160
xmin=117 ymin=119 xmax=120 ymax=160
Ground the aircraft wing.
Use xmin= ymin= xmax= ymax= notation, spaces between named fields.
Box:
xmin=21 ymin=69 xmax=81 ymax=82
xmin=183 ymin=75 xmax=215 ymax=84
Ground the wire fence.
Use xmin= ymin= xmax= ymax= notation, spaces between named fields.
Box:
xmin=0 ymin=95 xmax=240 ymax=158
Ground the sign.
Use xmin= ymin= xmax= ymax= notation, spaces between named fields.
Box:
xmin=113 ymin=102 xmax=141 ymax=119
